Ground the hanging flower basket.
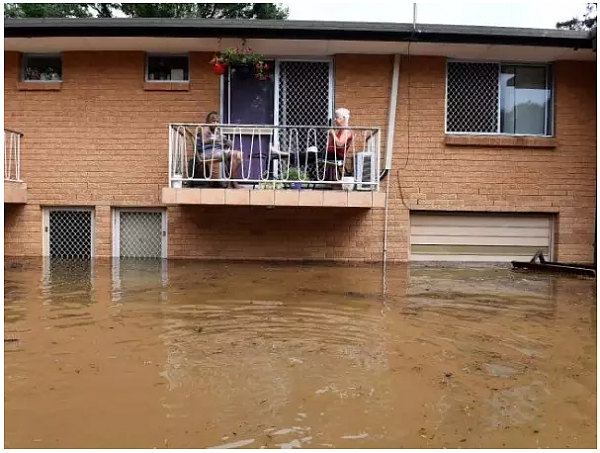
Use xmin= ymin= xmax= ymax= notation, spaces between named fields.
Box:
xmin=210 ymin=40 xmax=271 ymax=81
xmin=212 ymin=62 xmax=227 ymax=76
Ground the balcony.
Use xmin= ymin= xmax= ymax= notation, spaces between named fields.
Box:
xmin=4 ymin=129 xmax=27 ymax=204
xmin=161 ymin=124 xmax=386 ymax=209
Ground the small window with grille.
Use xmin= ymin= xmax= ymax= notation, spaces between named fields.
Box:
xmin=23 ymin=54 xmax=62 ymax=82
xmin=146 ymin=54 xmax=189 ymax=82
xmin=446 ymin=61 xmax=553 ymax=136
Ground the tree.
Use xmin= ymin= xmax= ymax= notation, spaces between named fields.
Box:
xmin=4 ymin=3 xmax=94 ymax=18
xmin=119 ymin=3 xmax=288 ymax=19
xmin=556 ymin=3 xmax=597 ymax=31
xmin=4 ymin=3 xmax=289 ymax=19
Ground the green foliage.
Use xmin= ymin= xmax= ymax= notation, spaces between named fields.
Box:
xmin=213 ymin=40 xmax=263 ymax=66
xmin=210 ymin=39 xmax=271 ymax=80
xmin=283 ymin=168 xmax=309 ymax=181
xmin=4 ymin=3 xmax=289 ymax=19
xmin=4 ymin=3 xmax=94 ymax=18
xmin=556 ymin=3 xmax=597 ymax=31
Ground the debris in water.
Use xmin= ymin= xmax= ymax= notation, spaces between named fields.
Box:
xmin=342 ymin=433 xmax=369 ymax=439
xmin=277 ymin=439 xmax=302 ymax=448
xmin=484 ymin=364 xmax=517 ymax=378
xmin=208 ymin=438 xmax=255 ymax=449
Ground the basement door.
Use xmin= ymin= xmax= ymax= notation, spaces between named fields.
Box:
xmin=112 ymin=209 xmax=167 ymax=258
xmin=410 ymin=212 xmax=554 ymax=262
xmin=43 ymin=208 xmax=94 ymax=259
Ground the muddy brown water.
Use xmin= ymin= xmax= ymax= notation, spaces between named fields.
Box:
xmin=4 ymin=259 xmax=597 ymax=449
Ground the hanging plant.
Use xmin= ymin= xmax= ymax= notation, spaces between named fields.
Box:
xmin=210 ymin=40 xmax=271 ymax=81
xmin=212 ymin=62 xmax=227 ymax=75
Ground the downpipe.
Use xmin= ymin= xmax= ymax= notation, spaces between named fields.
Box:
xmin=379 ymin=53 xmax=400 ymax=182
xmin=382 ymin=54 xmax=401 ymax=296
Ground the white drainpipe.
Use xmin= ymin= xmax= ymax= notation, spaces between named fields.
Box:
xmin=385 ymin=54 xmax=401 ymax=171
xmin=382 ymin=54 xmax=401 ymax=296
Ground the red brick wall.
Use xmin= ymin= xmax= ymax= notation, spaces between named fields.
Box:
xmin=4 ymin=50 xmax=219 ymax=257
xmin=389 ymin=57 xmax=596 ymax=262
xmin=4 ymin=51 xmax=596 ymax=263
xmin=166 ymin=54 xmax=393 ymax=262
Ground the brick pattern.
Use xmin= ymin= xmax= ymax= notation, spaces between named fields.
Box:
xmin=4 ymin=50 xmax=219 ymax=256
xmin=391 ymin=57 xmax=596 ymax=262
xmin=168 ymin=206 xmax=385 ymax=262
xmin=4 ymin=51 xmax=597 ymax=263
xmin=4 ymin=204 xmax=41 ymax=256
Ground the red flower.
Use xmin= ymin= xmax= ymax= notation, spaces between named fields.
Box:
xmin=263 ymin=63 xmax=269 ymax=71
xmin=247 ymin=46 xmax=252 ymax=52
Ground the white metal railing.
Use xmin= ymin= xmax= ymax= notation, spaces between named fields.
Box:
xmin=4 ymin=129 xmax=22 ymax=182
xmin=168 ymin=124 xmax=381 ymax=191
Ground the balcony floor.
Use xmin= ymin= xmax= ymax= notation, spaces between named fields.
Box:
xmin=4 ymin=181 xmax=27 ymax=204
xmin=162 ymin=188 xmax=385 ymax=208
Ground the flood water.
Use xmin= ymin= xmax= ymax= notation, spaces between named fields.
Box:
xmin=4 ymin=259 xmax=597 ymax=449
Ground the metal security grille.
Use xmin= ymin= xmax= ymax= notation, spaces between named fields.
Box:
xmin=47 ymin=209 xmax=93 ymax=259
xmin=446 ymin=62 xmax=499 ymax=133
xmin=277 ymin=61 xmax=331 ymax=181
xmin=115 ymin=210 xmax=165 ymax=258
xmin=278 ymin=61 xmax=331 ymax=151
xmin=278 ymin=61 xmax=331 ymax=127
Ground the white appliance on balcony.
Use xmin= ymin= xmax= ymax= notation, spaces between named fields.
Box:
xmin=354 ymin=151 xmax=376 ymax=191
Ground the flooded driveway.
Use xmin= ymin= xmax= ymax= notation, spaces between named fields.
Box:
xmin=4 ymin=259 xmax=596 ymax=448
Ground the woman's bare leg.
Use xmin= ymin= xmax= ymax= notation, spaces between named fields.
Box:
xmin=228 ymin=151 xmax=242 ymax=188
xmin=209 ymin=161 xmax=220 ymax=179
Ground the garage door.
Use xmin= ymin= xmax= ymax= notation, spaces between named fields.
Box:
xmin=410 ymin=212 xmax=554 ymax=262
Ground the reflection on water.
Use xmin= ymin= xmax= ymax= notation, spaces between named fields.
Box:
xmin=42 ymin=259 xmax=95 ymax=306
xmin=111 ymin=258 xmax=168 ymax=303
xmin=4 ymin=259 xmax=597 ymax=449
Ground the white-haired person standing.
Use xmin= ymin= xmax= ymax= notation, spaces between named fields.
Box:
xmin=326 ymin=107 xmax=354 ymax=182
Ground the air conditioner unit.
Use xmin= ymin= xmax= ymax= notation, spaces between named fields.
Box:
xmin=354 ymin=152 xmax=376 ymax=190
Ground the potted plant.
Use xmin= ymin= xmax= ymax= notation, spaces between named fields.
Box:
xmin=210 ymin=40 xmax=270 ymax=81
xmin=283 ymin=168 xmax=309 ymax=190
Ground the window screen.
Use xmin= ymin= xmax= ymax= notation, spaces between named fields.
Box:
xmin=147 ymin=55 xmax=189 ymax=82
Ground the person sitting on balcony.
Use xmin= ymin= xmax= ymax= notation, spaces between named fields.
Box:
xmin=198 ymin=111 xmax=242 ymax=189
xmin=326 ymin=107 xmax=354 ymax=181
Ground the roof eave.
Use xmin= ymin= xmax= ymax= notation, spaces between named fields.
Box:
xmin=3 ymin=18 xmax=594 ymax=49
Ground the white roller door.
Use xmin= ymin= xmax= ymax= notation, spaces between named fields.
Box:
xmin=410 ymin=212 xmax=554 ymax=262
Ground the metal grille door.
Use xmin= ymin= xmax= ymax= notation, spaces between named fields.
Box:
xmin=46 ymin=209 xmax=93 ymax=259
xmin=114 ymin=210 xmax=166 ymax=258
xmin=278 ymin=61 xmax=331 ymax=127
xmin=277 ymin=61 xmax=332 ymax=152
xmin=446 ymin=62 xmax=499 ymax=133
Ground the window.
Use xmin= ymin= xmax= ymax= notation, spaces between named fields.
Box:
xmin=446 ymin=61 xmax=553 ymax=136
xmin=22 ymin=54 xmax=62 ymax=82
xmin=146 ymin=54 xmax=189 ymax=82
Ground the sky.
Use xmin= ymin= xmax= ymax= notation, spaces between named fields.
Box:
xmin=285 ymin=2 xmax=588 ymax=29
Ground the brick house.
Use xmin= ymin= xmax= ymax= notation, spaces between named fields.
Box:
xmin=3 ymin=19 xmax=597 ymax=264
